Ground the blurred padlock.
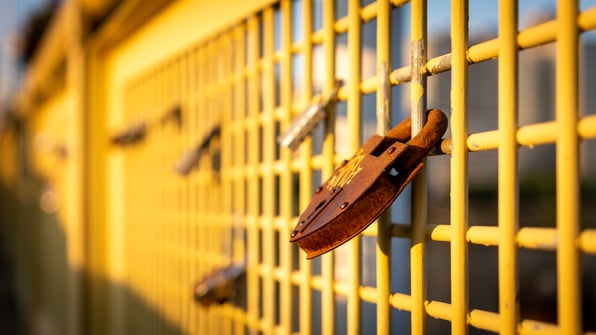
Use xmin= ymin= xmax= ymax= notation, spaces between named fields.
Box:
xmin=111 ymin=121 xmax=147 ymax=146
xmin=175 ymin=126 xmax=220 ymax=176
xmin=278 ymin=80 xmax=343 ymax=151
xmin=193 ymin=262 xmax=246 ymax=307
xmin=111 ymin=105 xmax=181 ymax=147
xmin=161 ymin=105 xmax=182 ymax=128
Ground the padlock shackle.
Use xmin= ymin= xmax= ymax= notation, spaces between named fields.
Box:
xmin=386 ymin=109 xmax=448 ymax=173
xmin=385 ymin=109 xmax=448 ymax=147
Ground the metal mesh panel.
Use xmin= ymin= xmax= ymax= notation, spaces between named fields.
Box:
xmin=114 ymin=1 xmax=596 ymax=334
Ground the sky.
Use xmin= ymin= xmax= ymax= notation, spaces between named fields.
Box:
xmin=428 ymin=0 xmax=596 ymax=33
xmin=0 ymin=0 xmax=48 ymax=103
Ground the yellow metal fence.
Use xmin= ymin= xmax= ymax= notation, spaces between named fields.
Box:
xmin=2 ymin=0 xmax=596 ymax=335
xmin=110 ymin=1 xmax=596 ymax=334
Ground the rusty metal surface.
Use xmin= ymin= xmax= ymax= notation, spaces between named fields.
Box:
xmin=290 ymin=109 xmax=448 ymax=259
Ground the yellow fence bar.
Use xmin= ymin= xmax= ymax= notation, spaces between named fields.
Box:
xmin=579 ymin=230 xmax=596 ymax=254
xmin=498 ymin=1 xmax=520 ymax=333
xmin=465 ymin=114 xmax=596 ymax=152
xmin=279 ymin=2 xmax=293 ymax=335
xmin=556 ymin=1 xmax=582 ymax=334
xmin=410 ymin=0 xmax=428 ymax=334
xmin=321 ymin=1 xmax=337 ymax=335
xmin=296 ymin=1 xmax=314 ymax=334
xmin=375 ymin=0 xmax=391 ymax=334
xmin=262 ymin=7 xmax=276 ymax=335
xmin=347 ymin=1 xmax=362 ymax=334
xmin=450 ymin=0 xmax=469 ymax=334
xmin=246 ymin=14 xmax=261 ymax=333
xmin=398 ymin=224 xmax=596 ymax=256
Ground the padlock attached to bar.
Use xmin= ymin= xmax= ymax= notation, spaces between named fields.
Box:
xmin=278 ymin=80 xmax=343 ymax=151
xmin=111 ymin=121 xmax=147 ymax=146
xmin=193 ymin=262 xmax=246 ymax=307
xmin=290 ymin=109 xmax=448 ymax=259
xmin=175 ymin=126 xmax=220 ymax=176
xmin=111 ymin=105 xmax=182 ymax=146
xmin=160 ymin=105 xmax=182 ymax=128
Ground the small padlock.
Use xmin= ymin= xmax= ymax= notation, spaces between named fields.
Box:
xmin=111 ymin=121 xmax=147 ymax=146
xmin=175 ymin=126 xmax=220 ymax=176
xmin=289 ymin=109 xmax=448 ymax=259
xmin=160 ymin=105 xmax=182 ymax=128
xmin=193 ymin=262 xmax=246 ymax=307
xmin=277 ymin=80 xmax=343 ymax=151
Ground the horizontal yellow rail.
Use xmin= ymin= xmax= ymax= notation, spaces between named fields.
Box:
xmin=391 ymin=7 xmax=596 ymax=84
xmin=465 ymin=115 xmax=596 ymax=151
xmin=392 ymin=224 xmax=596 ymax=254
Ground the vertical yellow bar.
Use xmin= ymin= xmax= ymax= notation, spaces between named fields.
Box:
xmin=156 ymin=65 xmax=164 ymax=329
xmin=450 ymin=0 xmax=469 ymax=334
xmin=187 ymin=49 xmax=198 ymax=335
xmin=84 ymin=40 xmax=109 ymax=335
xmin=375 ymin=1 xmax=392 ymax=334
xmin=233 ymin=25 xmax=249 ymax=335
xmin=246 ymin=15 xmax=261 ymax=334
xmin=498 ymin=0 xmax=519 ymax=334
xmin=297 ymin=0 xmax=314 ymax=332
xmin=347 ymin=1 xmax=362 ymax=335
xmin=410 ymin=0 xmax=427 ymax=334
xmin=556 ymin=1 xmax=581 ymax=334
xmin=279 ymin=1 xmax=294 ymax=334
xmin=321 ymin=1 xmax=336 ymax=335
xmin=222 ymin=30 xmax=240 ymax=334
xmin=262 ymin=7 xmax=275 ymax=335
xmin=197 ymin=49 xmax=205 ymax=335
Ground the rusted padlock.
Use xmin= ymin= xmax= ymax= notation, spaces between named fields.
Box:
xmin=290 ymin=109 xmax=448 ymax=259
xmin=193 ymin=262 xmax=246 ymax=307
xmin=175 ymin=126 xmax=220 ymax=176
xmin=111 ymin=121 xmax=147 ymax=146
xmin=278 ymin=80 xmax=343 ymax=151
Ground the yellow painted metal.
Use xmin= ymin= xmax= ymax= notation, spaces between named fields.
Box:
xmin=579 ymin=230 xmax=596 ymax=254
xmin=262 ymin=8 xmax=275 ymax=335
xmin=297 ymin=0 xmax=314 ymax=333
xmin=465 ymin=114 xmax=596 ymax=152
xmin=518 ymin=320 xmax=561 ymax=335
xmin=450 ymin=1 xmax=469 ymax=334
xmin=556 ymin=1 xmax=582 ymax=334
xmin=468 ymin=309 xmax=501 ymax=333
xmin=497 ymin=1 xmax=520 ymax=334
xmin=279 ymin=2 xmax=293 ymax=335
xmin=246 ymin=14 xmax=261 ymax=333
xmin=375 ymin=0 xmax=392 ymax=334
xmin=347 ymin=1 xmax=362 ymax=334
xmin=410 ymin=0 xmax=428 ymax=334
xmin=321 ymin=1 xmax=337 ymax=335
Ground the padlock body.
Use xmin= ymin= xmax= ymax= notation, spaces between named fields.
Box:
xmin=290 ymin=134 xmax=423 ymax=259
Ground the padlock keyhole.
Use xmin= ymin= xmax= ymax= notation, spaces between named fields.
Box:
xmin=389 ymin=167 xmax=399 ymax=177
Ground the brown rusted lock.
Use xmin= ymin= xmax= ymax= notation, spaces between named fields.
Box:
xmin=193 ymin=262 xmax=246 ymax=307
xmin=290 ymin=109 xmax=448 ymax=259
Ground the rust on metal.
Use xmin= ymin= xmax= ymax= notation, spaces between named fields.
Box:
xmin=290 ymin=109 xmax=448 ymax=259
